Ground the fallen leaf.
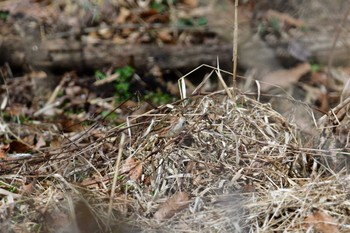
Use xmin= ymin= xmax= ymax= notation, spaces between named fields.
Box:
xmin=50 ymin=136 xmax=64 ymax=149
xmin=115 ymin=7 xmax=130 ymax=24
xmin=112 ymin=35 xmax=127 ymax=44
xmin=80 ymin=176 xmax=103 ymax=189
xmin=9 ymin=140 xmax=32 ymax=153
xmin=310 ymin=71 xmax=328 ymax=86
xmin=59 ymin=118 xmax=85 ymax=133
xmin=181 ymin=0 xmax=198 ymax=8
xmin=121 ymin=157 xmax=143 ymax=181
xmin=154 ymin=192 xmax=190 ymax=220
xmin=35 ymin=135 xmax=46 ymax=150
xmin=0 ymin=144 xmax=10 ymax=158
xmin=158 ymin=29 xmax=173 ymax=43
xmin=6 ymin=104 xmax=26 ymax=116
xmin=266 ymin=9 xmax=305 ymax=27
xmin=260 ymin=62 xmax=311 ymax=92
xmin=305 ymin=210 xmax=339 ymax=233
xmin=22 ymin=181 xmax=35 ymax=195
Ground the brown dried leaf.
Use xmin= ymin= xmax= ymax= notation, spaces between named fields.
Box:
xmin=154 ymin=192 xmax=190 ymax=220
xmin=22 ymin=181 xmax=35 ymax=195
xmin=50 ymin=136 xmax=64 ymax=149
xmin=6 ymin=104 xmax=26 ymax=116
xmin=112 ymin=35 xmax=127 ymax=44
xmin=305 ymin=210 xmax=340 ymax=233
xmin=9 ymin=140 xmax=32 ymax=153
xmin=266 ymin=9 xmax=305 ymax=27
xmin=65 ymin=85 xmax=82 ymax=97
xmin=80 ymin=176 xmax=104 ymax=189
xmin=115 ymin=7 xmax=130 ymax=24
xmin=121 ymin=157 xmax=143 ymax=181
xmin=310 ymin=71 xmax=328 ymax=86
xmin=260 ymin=62 xmax=311 ymax=92
xmin=0 ymin=144 xmax=10 ymax=158
xmin=181 ymin=0 xmax=198 ymax=8
xmin=35 ymin=135 xmax=46 ymax=150
xmin=59 ymin=118 xmax=85 ymax=133
xmin=158 ymin=29 xmax=173 ymax=43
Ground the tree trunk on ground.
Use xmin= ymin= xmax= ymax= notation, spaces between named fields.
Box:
xmin=0 ymin=36 xmax=233 ymax=72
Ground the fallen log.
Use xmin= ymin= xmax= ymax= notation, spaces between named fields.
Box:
xmin=0 ymin=36 xmax=233 ymax=72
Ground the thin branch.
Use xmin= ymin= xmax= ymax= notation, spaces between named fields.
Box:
xmin=232 ymin=0 xmax=239 ymax=97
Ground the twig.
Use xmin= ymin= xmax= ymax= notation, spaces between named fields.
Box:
xmin=232 ymin=0 xmax=238 ymax=97
xmin=106 ymin=133 xmax=126 ymax=229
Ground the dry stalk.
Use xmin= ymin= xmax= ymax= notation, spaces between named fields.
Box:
xmin=107 ymin=133 xmax=125 ymax=228
xmin=2 ymin=68 xmax=350 ymax=232
xmin=232 ymin=0 xmax=238 ymax=97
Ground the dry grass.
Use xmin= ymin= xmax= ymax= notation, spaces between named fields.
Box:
xmin=1 ymin=68 xmax=350 ymax=233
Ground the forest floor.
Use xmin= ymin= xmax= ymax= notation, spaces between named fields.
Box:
xmin=0 ymin=0 xmax=350 ymax=232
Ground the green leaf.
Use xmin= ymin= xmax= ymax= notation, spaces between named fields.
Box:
xmin=0 ymin=11 xmax=9 ymax=21
xmin=115 ymin=66 xmax=134 ymax=80
xmin=270 ymin=17 xmax=280 ymax=32
xmin=311 ymin=63 xmax=321 ymax=72
xmin=197 ymin=17 xmax=208 ymax=26
xmin=177 ymin=18 xmax=194 ymax=27
xmin=95 ymin=70 xmax=106 ymax=80
xmin=151 ymin=2 xmax=167 ymax=13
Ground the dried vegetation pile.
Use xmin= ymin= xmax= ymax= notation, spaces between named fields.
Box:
xmin=1 ymin=70 xmax=350 ymax=233
xmin=1 ymin=0 xmax=350 ymax=232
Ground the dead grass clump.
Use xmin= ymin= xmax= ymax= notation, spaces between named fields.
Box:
xmin=1 ymin=81 xmax=350 ymax=232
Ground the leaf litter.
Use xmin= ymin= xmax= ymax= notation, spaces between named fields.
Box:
xmin=0 ymin=65 xmax=349 ymax=232
xmin=1 ymin=1 xmax=350 ymax=232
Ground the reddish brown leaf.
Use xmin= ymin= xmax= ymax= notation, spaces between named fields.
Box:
xmin=0 ymin=144 xmax=10 ymax=158
xmin=9 ymin=140 xmax=32 ymax=153
xmin=59 ymin=118 xmax=85 ymax=133
xmin=305 ymin=210 xmax=340 ymax=233
xmin=154 ymin=192 xmax=190 ymax=220
xmin=50 ymin=136 xmax=64 ymax=149
xmin=22 ymin=181 xmax=35 ymax=195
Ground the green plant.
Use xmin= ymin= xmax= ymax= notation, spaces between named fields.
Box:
xmin=269 ymin=17 xmax=280 ymax=32
xmin=151 ymin=1 xmax=167 ymax=13
xmin=310 ymin=63 xmax=322 ymax=72
xmin=95 ymin=66 xmax=173 ymax=107
xmin=150 ymin=0 xmax=176 ymax=13
xmin=144 ymin=91 xmax=172 ymax=105
xmin=177 ymin=16 xmax=208 ymax=27
xmin=0 ymin=11 xmax=9 ymax=21
xmin=101 ymin=110 xmax=118 ymax=121
xmin=94 ymin=70 xmax=106 ymax=80
xmin=8 ymin=186 xmax=17 ymax=193
xmin=114 ymin=66 xmax=135 ymax=103
xmin=95 ymin=66 xmax=135 ymax=104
